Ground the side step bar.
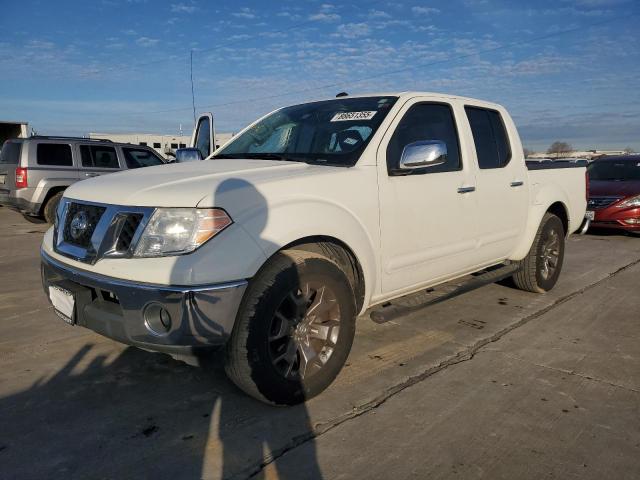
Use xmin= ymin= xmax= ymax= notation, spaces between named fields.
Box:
xmin=369 ymin=263 xmax=520 ymax=324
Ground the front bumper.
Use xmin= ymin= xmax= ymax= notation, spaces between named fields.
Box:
xmin=41 ymin=250 xmax=248 ymax=355
xmin=591 ymin=205 xmax=640 ymax=231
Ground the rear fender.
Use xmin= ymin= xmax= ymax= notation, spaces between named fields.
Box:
xmin=509 ymin=183 xmax=570 ymax=261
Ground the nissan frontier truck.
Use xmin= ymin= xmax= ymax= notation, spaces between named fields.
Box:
xmin=41 ymin=92 xmax=587 ymax=405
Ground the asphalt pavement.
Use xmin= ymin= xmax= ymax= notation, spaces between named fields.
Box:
xmin=0 ymin=206 xmax=638 ymax=479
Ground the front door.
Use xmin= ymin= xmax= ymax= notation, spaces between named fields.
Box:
xmin=378 ymin=99 xmax=479 ymax=296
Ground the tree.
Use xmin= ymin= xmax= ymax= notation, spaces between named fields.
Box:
xmin=523 ymin=148 xmax=534 ymax=158
xmin=547 ymin=141 xmax=573 ymax=158
xmin=623 ymin=147 xmax=636 ymax=155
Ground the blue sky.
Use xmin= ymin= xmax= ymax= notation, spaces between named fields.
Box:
xmin=1 ymin=0 xmax=638 ymax=151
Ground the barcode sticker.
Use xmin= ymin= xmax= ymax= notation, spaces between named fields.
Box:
xmin=330 ymin=111 xmax=377 ymax=122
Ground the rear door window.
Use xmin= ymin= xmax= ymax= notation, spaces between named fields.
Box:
xmin=0 ymin=142 xmax=21 ymax=164
xmin=80 ymin=145 xmax=120 ymax=169
xmin=464 ymin=106 xmax=512 ymax=169
xmin=122 ymin=147 xmax=165 ymax=169
xmin=37 ymin=143 xmax=73 ymax=166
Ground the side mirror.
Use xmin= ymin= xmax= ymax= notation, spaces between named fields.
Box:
xmin=399 ymin=140 xmax=447 ymax=170
xmin=175 ymin=147 xmax=203 ymax=163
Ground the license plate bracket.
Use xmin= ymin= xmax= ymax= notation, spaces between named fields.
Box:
xmin=49 ymin=286 xmax=76 ymax=325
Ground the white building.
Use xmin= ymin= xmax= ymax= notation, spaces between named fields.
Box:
xmin=89 ymin=132 xmax=234 ymax=158
xmin=0 ymin=120 xmax=29 ymax=144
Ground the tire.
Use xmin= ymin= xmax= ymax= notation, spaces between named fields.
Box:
xmin=225 ymin=249 xmax=356 ymax=405
xmin=512 ymin=212 xmax=565 ymax=293
xmin=43 ymin=191 xmax=64 ymax=224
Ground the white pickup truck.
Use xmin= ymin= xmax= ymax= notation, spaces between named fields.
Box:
xmin=41 ymin=92 xmax=587 ymax=405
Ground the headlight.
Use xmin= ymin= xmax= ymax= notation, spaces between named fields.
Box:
xmin=616 ymin=195 xmax=640 ymax=208
xmin=134 ymin=208 xmax=232 ymax=257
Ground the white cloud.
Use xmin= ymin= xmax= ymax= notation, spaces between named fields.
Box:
xmin=136 ymin=36 xmax=159 ymax=47
xmin=309 ymin=12 xmax=341 ymax=22
xmin=334 ymin=23 xmax=371 ymax=39
xmin=232 ymin=7 xmax=256 ymax=19
xmin=171 ymin=3 xmax=196 ymax=14
xmin=368 ymin=9 xmax=391 ymax=19
xmin=411 ymin=6 xmax=441 ymax=15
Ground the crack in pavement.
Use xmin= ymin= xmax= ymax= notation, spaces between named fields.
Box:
xmin=487 ymin=350 xmax=640 ymax=394
xmin=242 ymin=256 xmax=640 ymax=479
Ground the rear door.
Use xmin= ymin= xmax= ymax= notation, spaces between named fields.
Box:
xmin=463 ymin=105 xmax=528 ymax=263
xmin=190 ymin=113 xmax=215 ymax=158
xmin=32 ymin=141 xmax=80 ymax=188
xmin=78 ymin=143 xmax=121 ymax=179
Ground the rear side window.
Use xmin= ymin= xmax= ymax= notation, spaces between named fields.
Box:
xmin=0 ymin=142 xmax=21 ymax=164
xmin=386 ymin=103 xmax=461 ymax=174
xmin=80 ymin=145 xmax=120 ymax=169
xmin=465 ymin=107 xmax=511 ymax=169
xmin=37 ymin=143 xmax=73 ymax=166
xmin=122 ymin=148 xmax=165 ymax=169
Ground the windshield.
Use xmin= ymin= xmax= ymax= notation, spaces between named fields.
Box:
xmin=588 ymin=159 xmax=640 ymax=181
xmin=213 ymin=96 xmax=398 ymax=166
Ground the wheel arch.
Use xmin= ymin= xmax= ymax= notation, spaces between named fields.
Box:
xmin=38 ymin=186 xmax=67 ymax=215
xmin=547 ymin=201 xmax=569 ymax=236
xmin=281 ymin=236 xmax=366 ymax=314
xmin=509 ymin=200 xmax=570 ymax=261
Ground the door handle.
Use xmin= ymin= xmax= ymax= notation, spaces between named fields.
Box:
xmin=457 ymin=186 xmax=476 ymax=194
xmin=510 ymin=181 xmax=524 ymax=187
xmin=85 ymin=173 xmax=99 ymax=177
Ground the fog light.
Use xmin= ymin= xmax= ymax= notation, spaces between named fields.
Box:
xmin=623 ymin=218 xmax=640 ymax=225
xmin=144 ymin=303 xmax=172 ymax=335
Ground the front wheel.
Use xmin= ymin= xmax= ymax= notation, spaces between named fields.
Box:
xmin=512 ymin=212 xmax=565 ymax=293
xmin=224 ymin=249 xmax=356 ymax=405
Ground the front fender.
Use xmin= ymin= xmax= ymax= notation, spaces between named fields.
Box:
xmin=236 ymin=196 xmax=378 ymax=314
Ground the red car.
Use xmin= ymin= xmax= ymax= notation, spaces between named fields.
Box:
xmin=587 ymin=155 xmax=640 ymax=233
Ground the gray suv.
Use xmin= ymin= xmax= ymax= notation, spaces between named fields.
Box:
xmin=0 ymin=136 xmax=167 ymax=223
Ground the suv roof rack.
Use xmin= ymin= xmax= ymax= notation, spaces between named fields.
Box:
xmin=30 ymin=136 xmax=113 ymax=142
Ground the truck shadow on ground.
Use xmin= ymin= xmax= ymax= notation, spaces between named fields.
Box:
xmin=0 ymin=343 xmax=322 ymax=479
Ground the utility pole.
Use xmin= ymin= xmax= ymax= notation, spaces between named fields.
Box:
xmin=190 ymin=49 xmax=196 ymax=125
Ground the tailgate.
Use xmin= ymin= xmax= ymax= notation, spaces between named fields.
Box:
xmin=0 ymin=141 xmax=22 ymax=196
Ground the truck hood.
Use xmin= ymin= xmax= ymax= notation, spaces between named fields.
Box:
xmin=589 ymin=179 xmax=640 ymax=198
xmin=64 ymin=159 xmax=313 ymax=207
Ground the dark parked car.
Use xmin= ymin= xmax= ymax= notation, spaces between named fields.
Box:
xmin=587 ymin=155 xmax=640 ymax=233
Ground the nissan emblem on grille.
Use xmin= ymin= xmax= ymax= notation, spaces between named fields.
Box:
xmin=69 ymin=211 xmax=89 ymax=241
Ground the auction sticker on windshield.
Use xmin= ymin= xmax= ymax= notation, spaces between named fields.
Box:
xmin=331 ymin=111 xmax=377 ymax=122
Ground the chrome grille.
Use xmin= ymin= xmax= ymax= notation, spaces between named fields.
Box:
xmin=115 ymin=214 xmax=143 ymax=252
xmin=587 ymin=196 xmax=621 ymax=210
xmin=54 ymin=199 xmax=154 ymax=264
xmin=62 ymin=202 xmax=106 ymax=248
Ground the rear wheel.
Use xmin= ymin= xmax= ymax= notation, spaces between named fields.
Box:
xmin=43 ymin=191 xmax=64 ymax=224
xmin=513 ymin=212 xmax=565 ymax=293
xmin=224 ymin=249 xmax=356 ymax=405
